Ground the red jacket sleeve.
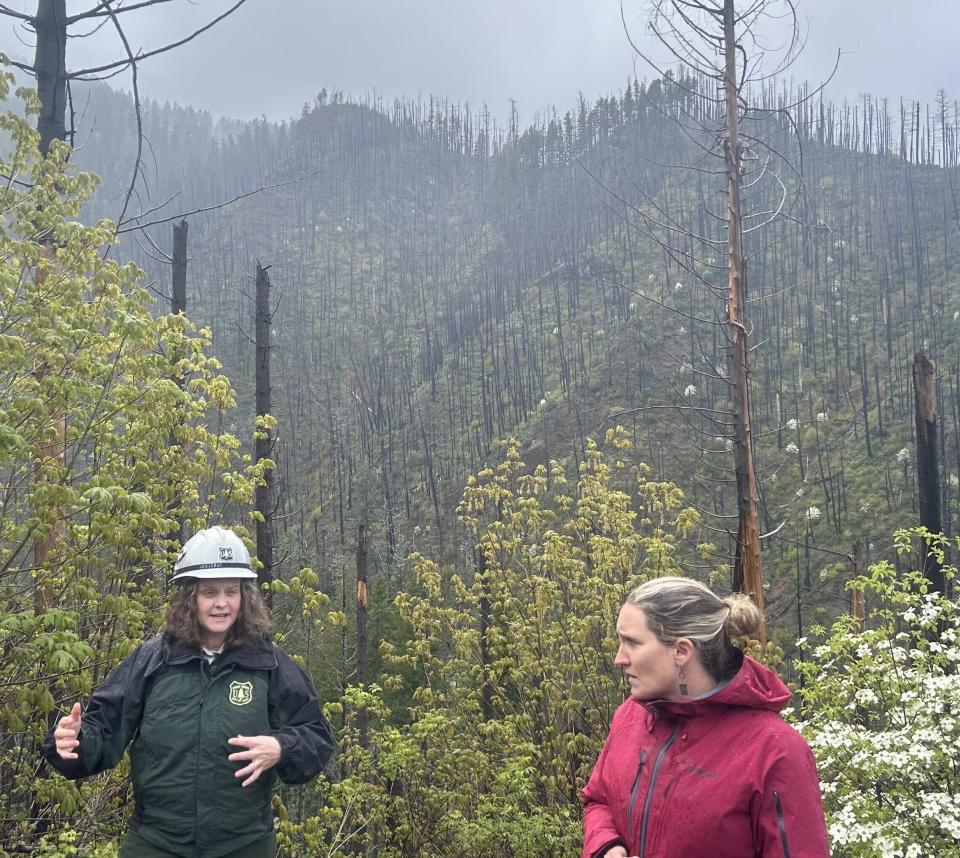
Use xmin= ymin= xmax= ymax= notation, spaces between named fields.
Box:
xmin=752 ymin=729 xmax=830 ymax=858
xmin=581 ymin=711 xmax=629 ymax=858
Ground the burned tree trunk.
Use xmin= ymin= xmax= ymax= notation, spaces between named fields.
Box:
xmin=31 ymin=0 xmax=68 ymax=596
xmin=913 ymin=352 xmax=946 ymax=594
xmin=356 ymin=523 xmax=369 ymax=749
xmin=166 ymin=220 xmax=189 ymax=550
xmin=851 ymin=541 xmax=864 ymax=633
xmin=723 ymin=0 xmax=765 ymax=643
xmin=172 ymin=220 xmax=188 ymax=316
xmin=34 ymin=0 xmax=67 ymax=155
xmin=477 ymin=550 xmax=494 ymax=722
xmin=255 ymin=262 xmax=275 ymax=595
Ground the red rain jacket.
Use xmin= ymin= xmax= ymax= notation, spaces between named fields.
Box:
xmin=582 ymin=655 xmax=829 ymax=858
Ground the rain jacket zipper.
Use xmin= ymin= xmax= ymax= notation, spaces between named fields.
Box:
xmin=638 ymin=724 xmax=681 ymax=857
xmin=626 ymin=749 xmax=648 ymax=839
xmin=773 ymin=791 xmax=791 ymax=858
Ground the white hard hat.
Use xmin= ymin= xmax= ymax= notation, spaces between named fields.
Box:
xmin=172 ymin=526 xmax=257 ymax=581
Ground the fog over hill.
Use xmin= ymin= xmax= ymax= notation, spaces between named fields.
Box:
xmin=63 ymin=75 xmax=960 ymax=670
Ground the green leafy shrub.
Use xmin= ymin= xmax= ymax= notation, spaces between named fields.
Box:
xmin=0 ymin=69 xmax=267 ymax=852
xmin=283 ymin=429 xmax=704 ymax=856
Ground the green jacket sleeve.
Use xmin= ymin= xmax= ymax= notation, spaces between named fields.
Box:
xmin=41 ymin=636 xmax=164 ymax=779
xmin=268 ymin=646 xmax=335 ymax=784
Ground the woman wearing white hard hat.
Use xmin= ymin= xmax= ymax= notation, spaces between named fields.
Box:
xmin=43 ymin=526 xmax=334 ymax=858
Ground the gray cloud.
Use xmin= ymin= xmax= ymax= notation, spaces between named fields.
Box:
xmin=7 ymin=1 xmax=958 ymax=123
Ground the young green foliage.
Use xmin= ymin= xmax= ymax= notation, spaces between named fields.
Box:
xmin=283 ymin=428 xmax=703 ymax=856
xmin=0 ymin=69 xmax=268 ymax=850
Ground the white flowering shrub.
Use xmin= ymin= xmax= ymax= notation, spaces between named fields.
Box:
xmin=795 ymin=528 xmax=960 ymax=857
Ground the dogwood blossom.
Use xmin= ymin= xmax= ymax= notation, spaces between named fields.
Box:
xmin=796 ymin=536 xmax=960 ymax=858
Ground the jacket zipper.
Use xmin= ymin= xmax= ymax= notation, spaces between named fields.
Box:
xmin=625 ymin=749 xmax=648 ymax=838
xmin=193 ymin=660 xmax=207 ymax=858
xmin=638 ymin=724 xmax=680 ymax=858
xmin=773 ymin=791 xmax=791 ymax=858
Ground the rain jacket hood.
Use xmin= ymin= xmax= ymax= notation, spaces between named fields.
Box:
xmin=582 ymin=654 xmax=829 ymax=858
xmin=655 ymin=650 xmax=790 ymax=716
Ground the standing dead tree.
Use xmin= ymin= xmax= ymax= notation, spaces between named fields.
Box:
xmin=255 ymin=261 xmax=276 ymax=595
xmin=614 ymin=0 xmax=834 ymax=643
xmin=3 ymin=0 xmax=254 ymax=613
xmin=718 ymin=0 xmax=763 ymax=624
xmin=913 ymin=352 xmax=946 ymax=595
xmin=3 ymin=0 xmax=252 ymax=219
xmin=172 ymin=219 xmax=189 ymax=317
xmin=356 ymin=523 xmax=369 ymax=749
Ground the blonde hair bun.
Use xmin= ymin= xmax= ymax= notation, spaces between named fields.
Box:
xmin=723 ymin=593 xmax=762 ymax=639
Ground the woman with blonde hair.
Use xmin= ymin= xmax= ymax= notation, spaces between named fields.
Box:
xmin=582 ymin=576 xmax=829 ymax=858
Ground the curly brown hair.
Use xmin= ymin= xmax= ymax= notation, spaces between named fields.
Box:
xmin=164 ymin=580 xmax=272 ymax=649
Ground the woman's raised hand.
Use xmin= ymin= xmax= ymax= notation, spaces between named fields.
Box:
xmin=53 ymin=702 xmax=82 ymax=760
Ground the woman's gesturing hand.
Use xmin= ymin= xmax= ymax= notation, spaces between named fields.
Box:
xmin=227 ymin=734 xmax=282 ymax=787
xmin=53 ymin=702 xmax=82 ymax=760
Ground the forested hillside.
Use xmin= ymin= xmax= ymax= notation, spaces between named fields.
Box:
xmin=73 ymin=77 xmax=960 ymax=665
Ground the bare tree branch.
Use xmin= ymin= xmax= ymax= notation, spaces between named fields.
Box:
xmin=99 ymin=0 xmax=143 ymax=227
xmin=0 ymin=3 xmax=34 ymax=22
xmin=115 ymin=171 xmax=321 ymax=234
xmin=67 ymin=0 xmax=250 ymax=77
xmin=66 ymin=0 xmax=181 ymax=24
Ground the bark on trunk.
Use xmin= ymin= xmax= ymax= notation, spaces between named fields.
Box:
xmin=723 ymin=0 xmax=765 ymax=644
xmin=34 ymin=0 xmax=68 ymax=155
xmin=851 ymin=541 xmax=864 ymax=633
xmin=172 ymin=220 xmax=188 ymax=316
xmin=913 ymin=352 xmax=946 ymax=594
xmin=32 ymin=0 xmax=68 ymax=598
xmin=356 ymin=523 xmax=369 ymax=748
xmin=255 ymin=262 xmax=274 ymax=595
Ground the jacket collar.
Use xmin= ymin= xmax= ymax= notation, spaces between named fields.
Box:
xmin=637 ymin=653 xmax=791 ymax=721
xmin=163 ymin=634 xmax=278 ymax=671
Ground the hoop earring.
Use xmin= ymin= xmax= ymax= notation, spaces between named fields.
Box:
xmin=678 ymin=665 xmax=689 ymax=696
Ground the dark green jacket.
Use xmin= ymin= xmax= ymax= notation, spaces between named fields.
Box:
xmin=42 ymin=635 xmax=334 ymax=858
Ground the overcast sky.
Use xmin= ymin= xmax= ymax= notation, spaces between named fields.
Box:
xmin=5 ymin=1 xmax=958 ymax=124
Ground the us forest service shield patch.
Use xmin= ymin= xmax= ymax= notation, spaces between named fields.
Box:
xmin=229 ymin=680 xmax=253 ymax=706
